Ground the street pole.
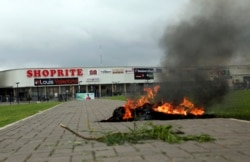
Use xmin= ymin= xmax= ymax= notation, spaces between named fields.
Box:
xmin=35 ymin=81 xmax=39 ymax=102
xmin=16 ymin=82 xmax=20 ymax=104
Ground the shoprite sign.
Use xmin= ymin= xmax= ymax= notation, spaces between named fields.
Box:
xmin=27 ymin=68 xmax=83 ymax=78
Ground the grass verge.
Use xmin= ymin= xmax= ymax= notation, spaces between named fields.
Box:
xmin=207 ymin=90 xmax=250 ymax=120
xmin=101 ymin=95 xmax=127 ymax=101
xmin=0 ymin=102 xmax=61 ymax=127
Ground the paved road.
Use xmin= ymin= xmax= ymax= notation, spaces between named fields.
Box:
xmin=0 ymin=100 xmax=249 ymax=162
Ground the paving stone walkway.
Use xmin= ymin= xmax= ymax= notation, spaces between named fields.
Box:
xmin=0 ymin=100 xmax=250 ymax=162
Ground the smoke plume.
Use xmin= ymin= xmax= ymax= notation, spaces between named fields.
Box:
xmin=158 ymin=0 xmax=250 ymax=107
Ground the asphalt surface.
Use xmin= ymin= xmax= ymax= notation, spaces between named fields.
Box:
xmin=0 ymin=100 xmax=249 ymax=162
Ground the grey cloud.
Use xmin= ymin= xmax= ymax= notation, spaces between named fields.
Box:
xmin=0 ymin=0 xmax=188 ymax=70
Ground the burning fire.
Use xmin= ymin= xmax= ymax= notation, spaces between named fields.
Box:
xmin=122 ymin=85 xmax=204 ymax=120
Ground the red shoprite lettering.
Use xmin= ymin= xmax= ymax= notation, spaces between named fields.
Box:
xmin=27 ymin=68 xmax=83 ymax=78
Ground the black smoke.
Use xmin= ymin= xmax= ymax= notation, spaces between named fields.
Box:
xmin=158 ymin=0 xmax=250 ymax=107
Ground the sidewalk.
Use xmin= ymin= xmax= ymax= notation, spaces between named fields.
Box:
xmin=0 ymin=100 xmax=249 ymax=162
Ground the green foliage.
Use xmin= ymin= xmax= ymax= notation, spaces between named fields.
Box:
xmin=207 ymin=90 xmax=250 ymax=120
xmin=0 ymin=102 xmax=61 ymax=127
xmin=97 ymin=122 xmax=214 ymax=146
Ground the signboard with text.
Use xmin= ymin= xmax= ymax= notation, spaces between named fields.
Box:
xmin=34 ymin=78 xmax=78 ymax=86
xmin=134 ymin=68 xmax=154 ymax=80
xmin=76 ymin=93 xmax=95 ymax=100
xmin=27 ymin=68 xmax=83 ymax=78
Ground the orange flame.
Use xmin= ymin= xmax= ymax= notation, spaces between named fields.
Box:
xmin=122 ymin=85 xmax=204 ymax=120
xmin=153 ymin=97 xmax=204 ymax=116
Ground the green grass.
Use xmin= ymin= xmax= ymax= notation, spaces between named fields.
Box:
xmin=0 ymin=102 xmax=61 ymax=127
xmin=101 ymin=95 xmax=127 ymax=101
xmin=207 ymin=90 xmax=250 ymax=120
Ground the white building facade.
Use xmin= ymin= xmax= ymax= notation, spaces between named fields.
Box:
xmin=0 ymin=66 xmax=162 ymax=102
xmin=0 ymin=65 xmax=249 ymax=102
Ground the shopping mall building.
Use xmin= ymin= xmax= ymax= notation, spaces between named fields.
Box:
xmin=0 ymin=66 xmax=162 ymax=102
xmin=0 ymin=65 xmax=249 ymax=102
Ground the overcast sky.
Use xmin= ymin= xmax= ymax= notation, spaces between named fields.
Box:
xmin=0 ymin=0 xmax=189 ymax=71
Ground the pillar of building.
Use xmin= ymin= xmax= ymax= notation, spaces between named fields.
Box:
xmin=99 ymin=84 xmax=102 ymax=97
xmin=124 ymin=83 xmax=127 ymax=95
xmin=58 ymin=86 xmax=61 ymax=95
xmin=111 ymin=83 xmax=114 ymax=96
xmin=86 ymin=85 xmax=88 ymax=93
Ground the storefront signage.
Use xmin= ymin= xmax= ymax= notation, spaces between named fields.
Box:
xmin=112 ymin=69 xmax=124 ymax=74
xmin=89 ymin=69 xmax=98 ymax=75
xmin=27 ymin=68 xmax=83 ymax=78
xmin=76 ymin=93 xmax=95 ymax=100
xmin=86 ymin=77 xmax=100 ymax=82
xmin=134 ymin=68 xmax=154 ymax=80
xmin=100 ymin=69 xmax=112 ymax=74
xmin=125 ymin=68 xmax=133 ymax=73
xmin=34 ymin=78 xmax=78 ymax=85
